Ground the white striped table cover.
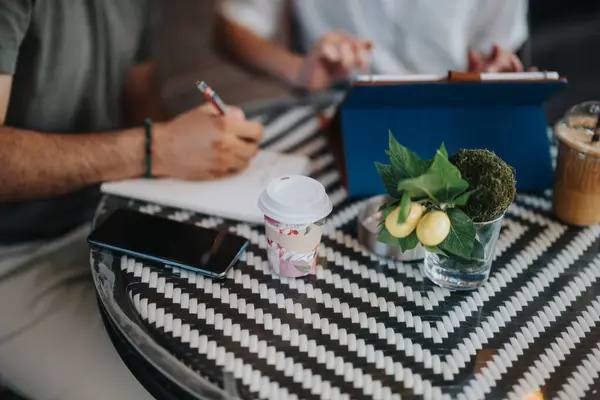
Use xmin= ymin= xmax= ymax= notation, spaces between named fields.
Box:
xmin=92 ymin=98 xmax=600 ymax=400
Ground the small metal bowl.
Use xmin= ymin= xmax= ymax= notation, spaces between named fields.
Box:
xmin=357 ymin=195 xmax=425 ymax=261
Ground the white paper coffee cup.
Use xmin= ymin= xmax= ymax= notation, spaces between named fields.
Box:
xmin=258 ymin=175 xmax=333 ymax=277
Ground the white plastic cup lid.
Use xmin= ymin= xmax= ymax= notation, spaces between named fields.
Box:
xmin=258 ymin=175 xmax=333 ymax=224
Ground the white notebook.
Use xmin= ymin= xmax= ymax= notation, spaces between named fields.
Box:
xmin=101 ymin=151 xmax=310 ymax=224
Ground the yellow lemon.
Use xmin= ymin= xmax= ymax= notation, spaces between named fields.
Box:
xmin=384 ymin=203 xmax=425 ymax=238
xmin=416 ymin=211 xmax=451 ymax=246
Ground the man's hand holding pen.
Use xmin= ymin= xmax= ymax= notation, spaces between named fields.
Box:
xmin=152 ymin=102 xmax=263 ymax=180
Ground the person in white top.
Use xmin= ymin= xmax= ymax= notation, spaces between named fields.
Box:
xmin=215 ymin=0 xmax=530 ymax=91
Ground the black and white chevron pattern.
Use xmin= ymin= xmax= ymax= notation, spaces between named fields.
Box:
xmin=93 ymin=99 xmax=600 ymax=400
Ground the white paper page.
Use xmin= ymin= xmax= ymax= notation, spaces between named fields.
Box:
xmin=101 ymin=151 xmax=310 ymax=224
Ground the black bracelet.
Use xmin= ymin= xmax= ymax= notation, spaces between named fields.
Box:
xmin=144 ymin=118 xmax=152 ymax=178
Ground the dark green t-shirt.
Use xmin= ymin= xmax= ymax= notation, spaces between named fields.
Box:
xmin=0 ymin=0 xmax=153 ymax=244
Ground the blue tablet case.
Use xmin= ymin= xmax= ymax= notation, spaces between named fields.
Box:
xmin=335 ymin=79 xmax=567 ymax=196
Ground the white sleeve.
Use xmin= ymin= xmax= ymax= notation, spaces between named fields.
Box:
xmin=217 ymin=0 xmax=285 ymax=39
xmin=470 ymin=0 xmax=529 ymax=52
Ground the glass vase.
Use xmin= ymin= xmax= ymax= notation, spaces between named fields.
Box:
xmin=423 ymin=214 xmax=504 ymax=290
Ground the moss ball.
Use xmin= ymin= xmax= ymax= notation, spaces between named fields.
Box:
xmin=449 ymin=149 xmax=516 ymax=222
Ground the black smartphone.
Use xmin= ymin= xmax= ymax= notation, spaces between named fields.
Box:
xmin=88 ymin=208 xmax=248 ymax=279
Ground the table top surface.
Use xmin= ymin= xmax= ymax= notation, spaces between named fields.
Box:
xmin=91 ymin=95 xmax=600 ymax=400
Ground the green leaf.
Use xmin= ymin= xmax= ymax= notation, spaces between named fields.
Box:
xmin=397 ymin=192 xmax=411 ymax=224
xmin=396 ymin=147 xmax=469 ymax=204
xmin=375 ymin=162 xmax=402 ymax=198
xmin=397 ymin=231 xmax=419 ymax=252
xmin=449 ymin=190 xmax=475 ymax=207
xmin=439 ymin=142 xmax=448 ymax=159
xmin=378 ymin=199 xmax=399 ymax=212
xmin=424 ymin=245 xmax=447 ymax=255
xmin=376 ymin=132 xmax=430 ymax=200
xmin=427 ymin=148 xmax=470 ymax=203
xmin=377 ymin=221 xmax=419 ymax=253
xmin=445 ymin=238 xmax=485 ymax=264
xmin=377 ymin=202 xmax=395 ymax=227
xmin=438 ymin=208 xmax=476 ymax=259
xmin=396 ymin=173 xmax=444 ymax=203
xmin=388 ymin=131 xmax=429 ymax=180
xmin=470 ymin=239 xmax=485 ymax=261
xmin=377 ymin=224 xmax=399 ymax=246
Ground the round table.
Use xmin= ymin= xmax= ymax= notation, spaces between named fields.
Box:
xmin=91 ymin=95 xmax=600 ymax=400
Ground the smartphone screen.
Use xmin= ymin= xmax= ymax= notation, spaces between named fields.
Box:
xmin=88 ymin=208 xmax=248 ymax=278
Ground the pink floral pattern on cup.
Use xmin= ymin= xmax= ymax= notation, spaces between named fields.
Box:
xmin=264 ymin=216 xmax=324 ymax=277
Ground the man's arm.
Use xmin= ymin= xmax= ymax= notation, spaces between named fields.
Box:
xmin=0 ymin=74 xmax=148 ymax=200
xmin=0 ymin=73 xmax=263 ymax=202
xmin=0 ymin=1 xmax=263 ymax=202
